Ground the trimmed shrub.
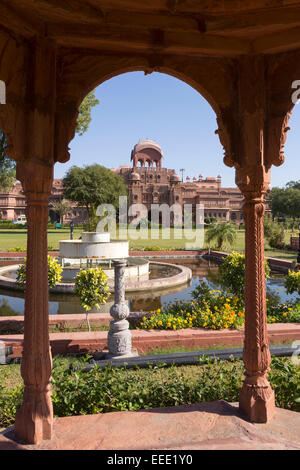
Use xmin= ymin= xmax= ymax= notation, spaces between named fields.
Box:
xmin=285 ymin=270 xmax=300 ymax=295
xmin=16 ymin=255 xmax=63 ymax=288
xmin=74 ymin=267 xmax=110 ymax=331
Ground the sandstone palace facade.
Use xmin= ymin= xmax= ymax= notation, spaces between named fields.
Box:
xmin=113 ymin=140 xmax=245 ymax=224
xmin=0 ymin=140 xmax=245 ymax=224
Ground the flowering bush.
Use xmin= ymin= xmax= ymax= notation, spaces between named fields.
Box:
xmin=219 ymin=252 xmax=270 ymax=301
xmin=16 ymin=255 xmax=62 ymax=288
xmin=285 ymin=270 xmax=300 ymax=295
xmin=266 ymin=298 xmax=300 ymax=323
xmin=138 ymin=282 xmax=245 ymax=331
xmin=8 ymin=247 xmax=26 ymax=252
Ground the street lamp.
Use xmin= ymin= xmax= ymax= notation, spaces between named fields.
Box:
xmin=70 ymin=220 xmax=74 ymax=240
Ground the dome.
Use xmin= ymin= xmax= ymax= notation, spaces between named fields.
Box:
xmin=170 ymin=173 xmax=181 ymax=182
xmin=131 ymin=139 xmax=164 ymax=159
xmin=130 ymin=172 xmax=140 ymax=181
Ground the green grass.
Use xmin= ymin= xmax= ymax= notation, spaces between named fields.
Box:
xmin=0 ymin=228 xmax=82 ymax=252
xmin=143 ymin=339 xmax=294 ymax=356
xmin=0 ymin=227 xmax=297 ymax=262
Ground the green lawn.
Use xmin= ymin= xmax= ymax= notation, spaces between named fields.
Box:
xmin=0 ymin=228 xmax=82 ymax=252
xmin=0 ymin=227 xmax=297 ymax=262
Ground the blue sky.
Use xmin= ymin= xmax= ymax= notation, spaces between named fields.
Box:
xmin=54 ymin=71 xmax=299 ymax=188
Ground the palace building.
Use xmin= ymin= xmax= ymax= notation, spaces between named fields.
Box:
xmin=113 ymin=140 xmax=245 ymax=224
xmin=0 ymin=139 xmax=245 ymax=224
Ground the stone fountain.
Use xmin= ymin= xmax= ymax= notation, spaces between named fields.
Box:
xmin=59 ymin=232 xmax=149 ymax=281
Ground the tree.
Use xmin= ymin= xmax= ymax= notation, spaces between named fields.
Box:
xmin=0 ymin=90 xmax=99 ymax=193
xmin=74 ymin=267 xmax=110 ymax=331
xmin=50 ymin=199 xmax=73 ymax=224
xmin=0 ymin=129 xmax=16 ymax=191
xmin=264 ymin=219 xmax=286 ymax=249
xmin=62 ymin=164 xmax=127 ymax=231
xmin=76 ymin=90 xmax=99 ymax=135
xmin=286 ymin=180 xmax=300 ymax=190
xmin=205 ymin=222 xmax=238 ymax=250
xmin=269 ymin=186 xmax=300 ymax=229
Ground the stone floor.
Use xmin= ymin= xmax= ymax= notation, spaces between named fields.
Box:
xmin=1 ymin=401 xmax=299 ymax=450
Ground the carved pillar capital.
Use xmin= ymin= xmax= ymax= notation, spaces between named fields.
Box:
xmin=235 ymin=164 xmax=271 ymax=201
xmin=16 ymin=160 xmax=53 ymax=200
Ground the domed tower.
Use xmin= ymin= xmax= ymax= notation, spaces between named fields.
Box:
xmin=170 ymin=173 xmax=181 ymax=184
xmin=131 ymin=139 xmax=164 ymax=169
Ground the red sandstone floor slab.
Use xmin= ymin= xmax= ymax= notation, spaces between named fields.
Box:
xmin=1 ymin=401 xmax=299 ymax=450
xmin=1 ymin=323 xmax=299 ymax=356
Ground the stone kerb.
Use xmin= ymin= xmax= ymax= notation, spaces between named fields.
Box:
xmin=2 ymin=323 xmax=300 ymax=357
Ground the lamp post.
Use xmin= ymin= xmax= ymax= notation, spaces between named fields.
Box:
xmin=70 ymin=220 xmax=74 ymax=240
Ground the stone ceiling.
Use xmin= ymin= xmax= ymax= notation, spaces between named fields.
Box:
xmin=2 ymin=0 xmax=300 ymax=57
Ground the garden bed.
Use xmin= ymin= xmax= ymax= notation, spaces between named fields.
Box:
xmin=1 ymin=355 xmax=299 ymax=431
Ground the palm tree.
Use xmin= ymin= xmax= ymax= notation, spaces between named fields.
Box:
xmin=206 ymin=222 xmax=237 ymax=250
xmin=50 ymin=199 xmax=72 ymax=224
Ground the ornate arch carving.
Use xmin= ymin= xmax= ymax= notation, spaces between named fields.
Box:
xmin=54 ymin=52 xmax=235 ymax=164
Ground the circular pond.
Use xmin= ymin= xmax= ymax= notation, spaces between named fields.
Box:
xmin=0 ymin=258 xmax=297 ymax=316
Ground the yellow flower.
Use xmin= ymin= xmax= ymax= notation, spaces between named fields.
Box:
xmin=158 ymin=320 xmax=162 ymax=325
xmin=282 ymin=313 xmax=287 ymax=317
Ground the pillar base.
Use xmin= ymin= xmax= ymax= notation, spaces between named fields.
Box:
xmin=239 ymin=382 xmax=276 ymax=423
xmin=14 ymin=388 xmax=53 ymax=444
xmin=105 ymin=349 xmax=139 ymax=360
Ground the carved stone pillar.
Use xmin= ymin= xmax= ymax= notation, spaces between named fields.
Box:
xmin=14 ymin=162 xmax=54 ymax=444
xmin=236 ymin=166 xmax=275 ymax=422
xmin=107 ymin=259 xmax=137 ymax=358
